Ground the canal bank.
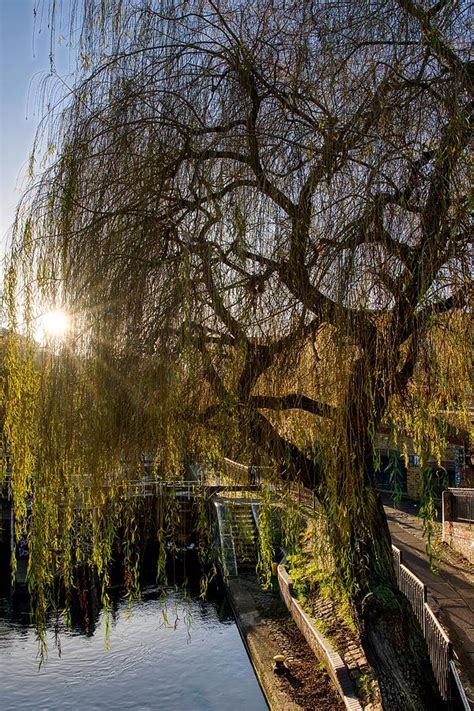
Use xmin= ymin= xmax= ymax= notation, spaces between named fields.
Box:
xmin=226 ymin=574 xmax=344 ymax=711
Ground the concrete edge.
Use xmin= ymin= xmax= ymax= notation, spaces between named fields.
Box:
xmin=226 ymin=578 xmax=302 ymax=711
xmin=277 ymin=564 xmax=363 ymax=711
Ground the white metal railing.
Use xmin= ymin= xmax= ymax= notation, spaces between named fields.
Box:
xmin=399 ymin=563 xmax=427 ymax=627
xmin=392 ymin=544 xmax=469 ymax=708
xmin=424 ymin=603 xmax=452 ymax=701
xmin=214 ymin=500 xmax=238 ymax=578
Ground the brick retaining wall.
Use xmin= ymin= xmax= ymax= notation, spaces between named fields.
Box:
xmin=443 ymin=519 xmax=473 ymax=563
xmin=442 ymin=490 xmax=474 ymax=563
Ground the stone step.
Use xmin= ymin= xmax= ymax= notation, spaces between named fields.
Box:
xmin=232 ymin=529 xmax=256 ymax=538
xmin=233 ymin=537 xmax=256 ymax=547
xmin=234 ymin=545 xmax=256 ymax=554
xmin=218 ymin=505 xmax=258 ymax=571
xmin=234 ymin=545 xmax=255 ymax=552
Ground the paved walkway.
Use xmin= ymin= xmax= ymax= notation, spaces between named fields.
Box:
xmin=383 ymin=495 xmax=474 ymax=704
xmin=381 ymin=491 xmax=441 ymax=521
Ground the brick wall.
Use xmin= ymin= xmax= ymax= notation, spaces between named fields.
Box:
xmin=442 ymin=490 xmax=474 ymax=563
xmin=442 ymin=519 xmax=473 ymax=563
xmin=406 ymin=466 xmax=420 ymax=499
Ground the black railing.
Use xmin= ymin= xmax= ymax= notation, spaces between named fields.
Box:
xmin=450 ymin=489 xmax=474 ymax=523
xmin=223 ymin=457 xmax=273 ymax=486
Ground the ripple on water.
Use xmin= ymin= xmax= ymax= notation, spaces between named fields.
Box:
xmin=0 ymin=586 xmax=268 ymax=711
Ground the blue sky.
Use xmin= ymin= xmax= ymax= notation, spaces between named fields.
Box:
xmin=0 ymin=0 xmax=73 ymax=260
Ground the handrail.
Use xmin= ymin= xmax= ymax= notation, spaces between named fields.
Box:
xmin=392 ymin=544 xmax=470 ymax=708
xmin=399 ymin=562 xmax=427 ymax=629
xmin=450 ymin=660 xmax=471 ymax=710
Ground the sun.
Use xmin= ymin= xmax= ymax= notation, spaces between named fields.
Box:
xmin=38 ymin=309 xmax=71 ymax=341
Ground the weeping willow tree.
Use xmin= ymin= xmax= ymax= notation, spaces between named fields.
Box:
xmin=2 ymin=0 xmax=472 ymax=707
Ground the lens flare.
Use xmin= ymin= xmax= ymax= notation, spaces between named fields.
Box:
xmin=40 ymin=309 xmax=70 ymax=340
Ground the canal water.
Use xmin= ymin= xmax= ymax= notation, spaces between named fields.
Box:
xmin=0 ymin=582 xmax=268 ymax=710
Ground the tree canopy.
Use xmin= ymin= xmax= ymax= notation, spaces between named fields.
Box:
xmin=2 ymin=1 xmax=472 ymax=707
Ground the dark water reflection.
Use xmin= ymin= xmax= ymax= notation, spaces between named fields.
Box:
xmin=0 ymin=583 xmax=268 ymax=710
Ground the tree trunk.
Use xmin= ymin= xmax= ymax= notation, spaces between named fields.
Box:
xmin=352 ymin=486 xmax=446 ymax=710
xmin=271 ymin=427 xmax=446 ymax=708
xmin=249 ymin=359 xmax=446 ymax=706
xmin=362 ymin=590 xmax=445 ymax=710
xmin=322 ymin=350 xmax=446 ymax=709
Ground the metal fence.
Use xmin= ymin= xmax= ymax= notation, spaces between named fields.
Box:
xmin=424 ymin=604 xmax=452 ymax=701
xmin=222 ymin=458 xmax=274 ymax=486
xmin=392 ymin=545 xmax=469 ymax=708
xmin=121 ymin=479 xmax=201 ymax=499
xmin=221 ymin=459 xmax=318 ymax=509
xmin=223 ymin=458 xmax=250 ymax=481
xmin=399 ymin=562 xmax=427 ymax=627
xmin=392 ymin=545 xmax=402 ymax=587
xmin=286 ymin=482 xmax=316 ymax=510
xmin=449 ymin=488 xmax=474 ymax=523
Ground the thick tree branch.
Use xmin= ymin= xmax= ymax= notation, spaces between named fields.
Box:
xmin=250 ymin=411 xmax=321 ymax=489
xmin=250 ymin=393 xmax=334 ymax=418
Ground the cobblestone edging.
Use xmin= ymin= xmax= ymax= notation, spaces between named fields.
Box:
xmin=277 ymin=564 xmax=363 ymax=711
xmin=308 ymin=595 xmax=380 ymax=708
